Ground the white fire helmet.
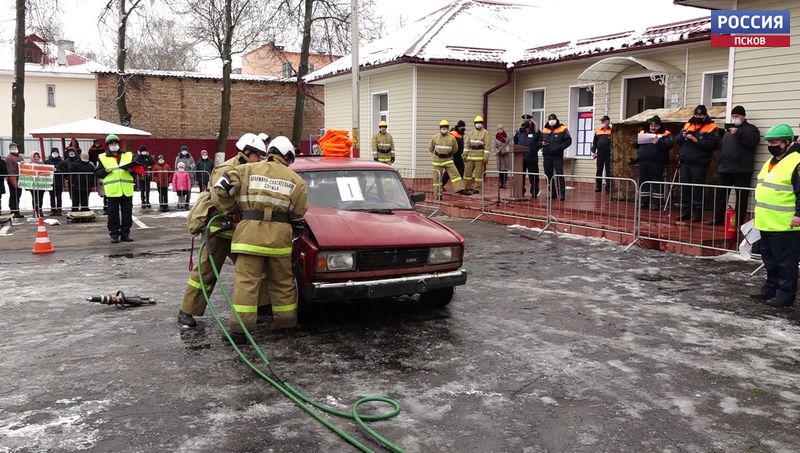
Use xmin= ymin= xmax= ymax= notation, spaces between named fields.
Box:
xmin=236 ymin=132 xmax=267 ymax=156
xmin=267 ymin=136 xmax=296 ymax=163
xmin=257 ymin=132 xmax=270 ymax=143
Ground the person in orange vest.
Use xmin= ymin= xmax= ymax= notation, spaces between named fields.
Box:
xmin=632 ymin=115 xmax=673 ymax=210
xmin=591 ymin=115 xmax=612 ymax=193
xmin=541 ymin=113 xmax=572 ymax=201
xmin=676 ymin=105 xmax=720 ymax=221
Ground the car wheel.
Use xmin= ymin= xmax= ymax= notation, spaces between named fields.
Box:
xmin=420 ymin=287 xmax=454 ymax=308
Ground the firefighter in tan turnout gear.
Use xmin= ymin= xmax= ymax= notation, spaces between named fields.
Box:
xmin=429 ymin=120 xmax=468 ymax=197
xmin=372 ymin=120 xmax=395 ymax=164
xmin=177 ymin=133 xmax=272 ymax=328
xmin=212 ymin=136 xmax=308 ymax=344
xmin=463 ymin=115 xmax=491 ymax=193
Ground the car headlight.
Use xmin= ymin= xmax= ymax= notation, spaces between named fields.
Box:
xmin=428 ymin=246 xmax=460 ymax=265
xmin=316 ymin=251 xmax=355 ymax=272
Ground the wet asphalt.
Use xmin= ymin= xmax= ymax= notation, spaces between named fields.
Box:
xmin=1 ymin=212 xmax=800 ymax=452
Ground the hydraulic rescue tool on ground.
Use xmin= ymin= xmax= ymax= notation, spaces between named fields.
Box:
xmin=86 ymin=291 xmax=156 ymax=308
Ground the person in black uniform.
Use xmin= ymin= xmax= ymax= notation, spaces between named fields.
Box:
xmin=45 ymin=148 xmax=66 ymax=216
xmin=541 ymin=113 xmax=572 ymax=201
xmin=676 ymin=105 xmax=720 ymax=221
xmin=591 ymin=115 xmax=613 ymax=193
xmin=632 ymin=115 xmax=674 ymax=210
xmin=514 ymin=114 xmax=542 ymax=198
xmin=133 ymin=145 xmax=155 ymax=208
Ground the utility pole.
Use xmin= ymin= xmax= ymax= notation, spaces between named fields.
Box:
xmin=351 ymin=0 xmax=359 ymax=158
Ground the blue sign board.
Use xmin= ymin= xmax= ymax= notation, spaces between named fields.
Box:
xmin=711 ymin=10 xmax=790 ymax=35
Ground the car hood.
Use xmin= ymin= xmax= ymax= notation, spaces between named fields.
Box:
xmin=303 ymin=206 xmax=460 ymax=249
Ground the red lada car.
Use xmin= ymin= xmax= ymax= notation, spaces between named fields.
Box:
xmin=290 ymin=157 xmax=467 ymax=307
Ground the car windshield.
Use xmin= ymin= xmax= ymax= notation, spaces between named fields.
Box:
xmin=300 ymin=169 xmax=413 ymax=211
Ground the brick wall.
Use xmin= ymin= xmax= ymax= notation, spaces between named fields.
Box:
xmin=95 ymin=73 xmax=324 ymax=142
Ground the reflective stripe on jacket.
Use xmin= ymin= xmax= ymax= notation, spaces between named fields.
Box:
xmin=99 ymin=152 xmax=134 ymax=197
xmin=372 ymin=132 xmax=395 ymax=162
xmin=755 ymin=151 xmax=800 ymax=232
xmin=466 ymin=128 xmax=491 ymax=160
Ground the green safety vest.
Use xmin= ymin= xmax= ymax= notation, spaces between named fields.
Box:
xmin=99 ymin=152 xmax=135 ymax=198
xmin=754 ymin=151 xmax=800 ymax=232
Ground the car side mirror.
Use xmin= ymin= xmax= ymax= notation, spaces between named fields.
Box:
xmin=410 ymin=193 xmax=426 ymax=203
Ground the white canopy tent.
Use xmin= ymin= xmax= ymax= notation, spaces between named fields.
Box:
xmin=29 ymin=118 xmax=152 ymax=154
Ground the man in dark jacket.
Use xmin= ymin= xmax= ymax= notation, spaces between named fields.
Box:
xmin=133 ymin=145 xmax=155 ymax=208
xmin=676 ymin=104 xmax=720 ymax=221
xmin=45 ymin=148 xmax=66 ymax=216
xmin=71 ymin=151 xmax=96 ymax=211
xmin=591 ymin=115 xmax=613 ymax=193
xmin=632 ymin=116 xmax=674 ymax=209
xmin=708 ymin=105 xmax=760 ymax=226
xmin=514 ymin=114 xmax=542 ymax=198
xmin=441 ymin=120 xmax=466 ymax=189
xmin=0 ymin=156 xmax=5 ymax=214
xmin=541 ymin=113 xmax=572 ymax=201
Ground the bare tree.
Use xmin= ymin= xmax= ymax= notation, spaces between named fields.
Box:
xmin=99 ymin=0 xmax=147 ymax=126
xmin=182 ymin=0 xmax=272 ymax=157
xmin=273 ymin=0 xmax=382 ymax=143
xmin=127 ymin=18 xmax=199 ymax=71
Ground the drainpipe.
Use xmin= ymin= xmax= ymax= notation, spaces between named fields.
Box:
xmin=299 ymin=80 xmax=324 ymax=106
xmin=482 ymin=68 xmax=513 ymax=123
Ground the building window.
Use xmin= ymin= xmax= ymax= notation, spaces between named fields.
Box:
xmin=703 ymin=72 xmax=728 ymax=107
xmin=308 ymin=63 xmax=315 ymax=73
xmin=372 ymin=93 xmax=388 ymax=131
xmin=46 ymin=85 xmax=56 ymax=107
xmin=572 ymin=86 xmax=594 ymax=157
xmin=524 ymin=89 xmax=545 ymax=129
xmin=282 ymin=62 xmax=294 ymax=78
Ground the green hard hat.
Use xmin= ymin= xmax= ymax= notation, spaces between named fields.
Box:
xmin=764 ymin=124 xmax=794 ymax=140
xmin=105 ymin=133 xmax=120 ymax=143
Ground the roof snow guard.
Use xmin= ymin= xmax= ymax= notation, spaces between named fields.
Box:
xmin=305 ymin=1 xmax=711 ymax=82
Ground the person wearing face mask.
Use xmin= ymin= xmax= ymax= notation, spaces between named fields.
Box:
xmin=751 ymin=124 xmax=800 ymax=308
xmin=134 ymin=145 xmax=155 ymax=209
xmin=63 ymin=148 xmax=80 ymax=211
xmin=151 ymin=155 xmax=172 ymax=212
xmin=29 ymin=152 xmax=47 ymax=217
xmin=591 ymin=115 xmax=613 ymax=193
xmin=95 ymin=134 xmax=143 ymax=243
xmin=429 ymin=120 xmax=468 ymax=198
xmin=5 ymin=142 xmax=25 ymax=218
xmin=195 ymin=149 xmax=215 ymax=190
xmin=45 ymin=148 xmax=66 ymax=216
xmin=441 ymin=120 xmax=467 ymax=190
xmin=632 ymin=116 xmax=673 ymax=210
xmin=676 ymin=104 xmax=721 ymax=222
xmin=71 ymin=151 xmax=96 ymax=211
xmin=541 ymin=113 xmax=572 ymax=201
xmin=708 ymin=105 xmax=760 ymax=227
xmin=463 ymin=115 xmax=491 ymax=193
xmin=175 ymin=145 xmax=196 ymax=187
xmin=371 ymin=121 xmax=395 ymax=165
xmin=514 ymin=114 xmax=542 ymax=198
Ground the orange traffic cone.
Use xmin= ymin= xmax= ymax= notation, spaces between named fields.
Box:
xmin=32 ymin=215 xmax=55 ymax=254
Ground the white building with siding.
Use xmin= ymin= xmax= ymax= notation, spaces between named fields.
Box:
xmin=306 ymin=0 xmax=741 ymax=178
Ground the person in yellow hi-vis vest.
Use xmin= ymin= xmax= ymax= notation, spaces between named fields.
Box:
xmin=212 ymin=136 xmax=308 ymax=344
xmin=751 ymin=124 xmax=800 ymax=308
xmin=372 ymin=120 xmax=395 ymax=164
xmin=429 ymin=120 xmax=469 ymax=198
xmin=94 ymin=134 xmax=138 ymax=243
xmin=463 ymin=115 xmax=491 ymax=193
xmin=178 ymin=133 xmax=272 ymax=328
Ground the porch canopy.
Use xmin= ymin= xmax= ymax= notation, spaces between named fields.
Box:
xmin=576 ymin=56 xmax=684 ymax=83
xmin=29 ymin=118 xmax=152 ymax=140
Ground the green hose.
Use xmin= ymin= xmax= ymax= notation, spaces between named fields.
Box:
xmin=197 ymin=215 xmax=404 ymax=452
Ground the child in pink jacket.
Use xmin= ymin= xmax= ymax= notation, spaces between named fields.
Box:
xmin=171 ymin=162 xmax=193 ymax=210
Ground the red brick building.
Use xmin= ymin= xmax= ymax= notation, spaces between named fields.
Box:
xmin=242 ymin=42 xmax=339 ymax=78
xmin=93 ymin=70 xmax=324 ymax=159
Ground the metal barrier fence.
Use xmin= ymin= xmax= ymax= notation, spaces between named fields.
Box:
xmin=471 ymin=170 xmax=551 ymax=232
xmin=630 ymin=180 xmax=755 ymax=254
xmin=396 ymin=167 xmax=442 ymax=216
xmin=0 ymin=170 xmax=212 ymax=215
xmin=549 ymin=175 xmax=639 ymax=238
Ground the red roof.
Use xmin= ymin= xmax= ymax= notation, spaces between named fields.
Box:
xmin=291 ymin=156 xmax=395 ymax=172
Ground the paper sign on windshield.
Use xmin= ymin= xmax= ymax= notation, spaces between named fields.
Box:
xmin=336 ymin=177 xmax=364 ymax=201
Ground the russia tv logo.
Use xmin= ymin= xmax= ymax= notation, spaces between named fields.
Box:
xmin=711 ymin=10 xmax=791 ymax=47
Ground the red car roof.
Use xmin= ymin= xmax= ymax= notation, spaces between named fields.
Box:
xmin=290 ymin=156 xmax=395 ymax=172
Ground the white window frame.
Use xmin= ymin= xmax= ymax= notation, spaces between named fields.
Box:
xmin=372 ymin=92 xmax=389 ymax=136
xmin=522 ymin=87 xmax=546 ymax=130
xmin=700 ymin=70 xmax=728 ymax=107
xmin=46 ymin=84 xmax=55 ymax=107
xmin=568 ymin=84 xmax=594 ymax=158
xmin=620 ymin=73 xmax=667 ymax=120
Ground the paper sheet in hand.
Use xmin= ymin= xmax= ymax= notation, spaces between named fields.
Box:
xmin=637 ymin=133 xmax=658 ymax=145
xmin=740 ymin=219 xmax=760 ymax=244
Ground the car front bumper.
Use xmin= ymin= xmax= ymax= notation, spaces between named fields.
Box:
xmin=303 ymin=269 xmax=467 ymax=301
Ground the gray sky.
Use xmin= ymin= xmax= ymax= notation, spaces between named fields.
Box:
xmin=2 ymin=0 xmax=709 ymax=72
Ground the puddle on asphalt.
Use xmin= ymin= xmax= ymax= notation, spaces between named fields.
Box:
xmin=634 ymin=273 xmax=675 ymax=282
xmin=107 ymin=249 xmax=189 ymax=259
